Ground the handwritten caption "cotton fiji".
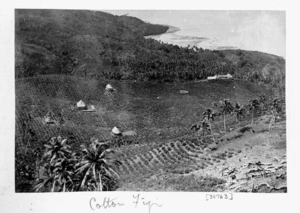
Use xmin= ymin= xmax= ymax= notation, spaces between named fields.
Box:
xmin=89 ymin=193 xmax=163 ymax=213
xmin=206 ymin=193 xmax=233 ymax=201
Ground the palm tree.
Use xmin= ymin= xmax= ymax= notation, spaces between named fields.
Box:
xmin=200 ymin=120 xmax=211 ymax=136
xmin=219 ymin=99 xmax=234 ymax=132
xmin=52 ymin=156 xmax=77 ymax=192
xmin=190 ymin=123 xmax=201 ymax=132
xmin=248 ymin=98 xmax=261 ymax=126
xmin=43 ymin=136 xmax=71 ymax=164
xmin=203 ymin=108 xmax=218 ymax=141
xmin=33 ymin=147 xmax=42 ymax=178
xmin=34 ymin=136 xmax=74 ymax=192
xmin=270 ymin=98 xmax=282 ymax=114
xmin=35 ymin=156 xmax=76 ymax=192
xmin=268 ymin=98 xmax=282 ymax=129
xmin=211 ymin=102 xmax=223 ymax=132
xmin=234 ymin=103 xmax=246 ymax=126
xmin=190 ymin=120 xmax=211 ymax=137
xmin=56 ymin=111 xmax=65 ymax=135
xmin=259 ymin=94 xmax=267 ymax=111
xmin=75 ymin=139 xmax=120 ymax=191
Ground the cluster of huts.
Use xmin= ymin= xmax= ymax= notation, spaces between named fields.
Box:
xmin=44 ymin=84 xmax=123 ymax=136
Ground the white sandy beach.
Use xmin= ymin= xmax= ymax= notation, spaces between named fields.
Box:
xmin=146 ymin=27 xmax=237 ymax=50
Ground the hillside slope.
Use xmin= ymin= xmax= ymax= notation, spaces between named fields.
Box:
xmin=15 ymin=9 xmax=168 ymax=77
xmin=15 ymin=74 xmax=275 ymax=192
xmin=16 ymin=75 xmax=272 ymax=146
xmin=117 ymin=116 xmax=286 ymax=192
xmin=16 ymin=9 xmax=285 ymax=96
xmin=15 ymin=10 xmax=286 ymax=193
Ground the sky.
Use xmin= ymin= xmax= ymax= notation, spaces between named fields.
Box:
xmin=104 ymin=10 xmax=286 ymax=58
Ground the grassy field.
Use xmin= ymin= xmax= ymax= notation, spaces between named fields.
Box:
xmin=15 ymin=74 xmax=275 ymax=191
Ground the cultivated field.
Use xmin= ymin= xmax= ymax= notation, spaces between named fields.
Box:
xmin=15 ymin=74 xmax=286 ymax=192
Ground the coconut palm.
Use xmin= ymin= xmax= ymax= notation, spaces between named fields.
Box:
xmin=34 ymin=136 xmax=74 ymax=192
xmin=75 ymin=139 xmax=120 ymax=191
xmin=35 ymin=156 xmax=76 ymax=192
xmin=270 ymin=98 xmax=282 ymax=114
xmin=199 ymin=120 xmax=211 ymax=136
xmin=259 ymin=94 xmax=267 ymax=111
xmin=248 ymin=98 xmax=261 ymax=126
xmin=268 ymin=98 xmax=282 ymax=129
xmin=219 ymin=99 xmax=234 ymax=132
xmin=203 ymin=108 xmax=218 ymax=141
xmin=234 ymin=103 xmax=246 ymax=125
xmin=33 ymin=147 xmax=42 ymax=178
xmin=190 ymin=123 xmax=201 ymax=132
xmin=51 ymin=157 xmax=77 ymax=191
xmin=43 ymin=136 xmax=72 ymax=164
xmin=211 ymin=102 xmax=222 ymax=132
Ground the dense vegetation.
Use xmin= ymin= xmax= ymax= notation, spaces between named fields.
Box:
xmin=16 ymin=9 xmax=285 ymax=95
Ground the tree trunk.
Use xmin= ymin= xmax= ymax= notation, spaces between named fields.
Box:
xmin=269 ymin=113 xmax=275 ymax=131
xmin=99 ymin=173 xmax=103 ymax=191
xmin=236 ymin=115 xmax=241 ymax=128
xmin=215 ymin=116 xmax=221 ymax=133
xmin=93 ymin=166 xmax=99 ymax=191
xmin=36 ymin=161 xmax=39 ymax=178
xmin=51 ymin=181 xmax=56 ymax=192
xmin=223 ymin=113 xmax=226 ymax=132
xmin=208 ymin=120 xmax=215 ymax=142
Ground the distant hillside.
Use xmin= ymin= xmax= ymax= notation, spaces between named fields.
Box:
xmin=15 ymin=9 xmax=285 ymax=95
xmin=15 ymin=9 xmax=168 ymax=77
xmin=219 ymin=49 xmax=285 ymax=96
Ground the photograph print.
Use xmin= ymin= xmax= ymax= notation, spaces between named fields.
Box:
xmin=15 ymin=9 xmax=286 ymax=193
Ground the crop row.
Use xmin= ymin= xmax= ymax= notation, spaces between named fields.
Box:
xmin=116 ymin=134 xmax=242 ymax=178
xmin=117 ymin=140 xmax=208 ymax=177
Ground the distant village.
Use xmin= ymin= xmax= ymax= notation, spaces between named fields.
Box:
xmin=43 ymin=74 xmax=233 ymax=137
xmin=43 ymin=83 xmax=123 ymax=136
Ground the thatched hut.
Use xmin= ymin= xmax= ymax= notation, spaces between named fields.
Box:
xmin=111 ymin=126 xmax=122 ymax=136
xmin=76 ymin=100 xmax=87 ymax=110
xmin=105 ymin=84 xmax=115 ymax=91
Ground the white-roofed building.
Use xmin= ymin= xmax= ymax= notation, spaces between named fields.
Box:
xmin=207 ymin=75 xmax=217 ymax=80
xmin=111 ymin=126 xmax=122 ymax=135
xmin=105 ymin=84 xmax=115 ymax=91
xmin=76 ymin=100 xmax=87 ymax=110
xmin=208 ymin=74 xmax=233 ymax=80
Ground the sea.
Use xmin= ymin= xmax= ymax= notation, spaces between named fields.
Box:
xmin=105 ymin=10 xmax=285 ymax=58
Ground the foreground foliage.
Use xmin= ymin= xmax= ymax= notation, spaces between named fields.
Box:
xmin=33 ymin=137 xmax=120 ymax=192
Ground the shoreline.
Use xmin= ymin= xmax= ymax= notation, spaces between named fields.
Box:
xmin=145 ymin=25 xmax=180 ymax=38
xmin=146 ymin=26 xmax=238 ymax=51
xmin=164 ymin=25 xmax=181 ymax=34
